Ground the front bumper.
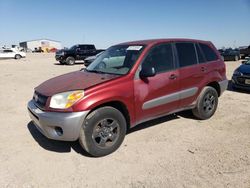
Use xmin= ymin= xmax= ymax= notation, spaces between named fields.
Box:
xmin=232 ymin=76 xmax=250 ymax=91
xmin=27 ymin=100 xmax=89 ymax=141
xmin=55 ymin=55 xmax=64 ymax=61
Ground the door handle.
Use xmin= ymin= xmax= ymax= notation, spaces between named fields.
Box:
xmin=201 ymin=67 xmax=207 ymax=72
xmin=169 ymin=74 xmax=177 ymax=80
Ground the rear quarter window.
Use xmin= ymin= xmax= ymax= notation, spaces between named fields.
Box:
xmin=199 ymin=43 xmax=218 ymax=62
xmin=195 ymin=44 xmax=206 ymax=63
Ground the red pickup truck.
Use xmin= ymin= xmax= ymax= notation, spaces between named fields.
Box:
xmin=28 ymin=39 xmax=228 ymax=157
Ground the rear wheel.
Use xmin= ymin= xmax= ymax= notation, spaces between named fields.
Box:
xmin=15 ymin=54 xmax=21 ymax=59
xmin=79 ymin=107 xmax=127 ymax=157
xmin=65 ymin=56 xmax=75 ymax=65
xmin=192 ymin=86 xmax=218 ymax=120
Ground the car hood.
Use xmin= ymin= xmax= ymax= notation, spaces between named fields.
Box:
xmin=35 ymin=70 xmax=121 ymax=96
xmin=238 ymin=64 xmax=250 ymax=74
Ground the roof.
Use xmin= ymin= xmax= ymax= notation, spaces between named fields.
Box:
xmin=118 ymin=38 xmax=210 ymax=46
xmin=20 ymin=38 xmax=61 ymax=43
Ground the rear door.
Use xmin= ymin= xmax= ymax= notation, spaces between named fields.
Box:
xmin=198 ymin=42 xmax=221 ymax=78
xmin=134 ymin=43 xmax=180 ymax=124
xmin=175 ymin=42 xmax=204 ymax=108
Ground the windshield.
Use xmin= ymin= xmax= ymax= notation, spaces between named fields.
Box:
xmin=245 ymin=59 xmax=250 ymax=65
xmin=86 ymin=45 xmax=145 ymax=75
xmin=70 ymin=45 xmax=78 ymax=50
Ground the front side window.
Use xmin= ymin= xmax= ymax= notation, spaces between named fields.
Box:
xmin=199 ymin=43 xmax=218 ymax=62
xmin=142 ymin=43 xmax=174 ymax=74
xmin=176 ymin=43 xmax=197 ymax=67
xmin=86 ymin=45 xmax=145 ymax=75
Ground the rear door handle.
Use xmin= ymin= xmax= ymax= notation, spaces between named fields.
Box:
xmin=169 ymin=74 xmax=177 ymax=80
xmin=201 ymin=67 xmax=207 ymax=72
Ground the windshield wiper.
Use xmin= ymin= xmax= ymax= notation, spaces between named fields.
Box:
xmin=85 ymin=69 xmax=107 ymax=74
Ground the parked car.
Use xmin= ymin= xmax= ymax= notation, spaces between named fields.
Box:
xmin=0 ymin=49 xmax=26 ymax=59
xmin=84 ymin=51 xmax=104 ymax=67
xmin=32 ymin=47 xmax=44 ymax=53
xmin=220 ymin=48 xmax=240 ymax=61
xmin=55 ymin=44 xmax=105 ymax=65
xmin=27 ymin=39 xmax=228 ymax=157
xmin=240 ymin=46 xmax=250 ymax=59
xmin=231 ymin=59 xmax=250 ymax=91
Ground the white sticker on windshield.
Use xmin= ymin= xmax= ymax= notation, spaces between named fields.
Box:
xmin=127 ymin=46 xmax=143 ymax=51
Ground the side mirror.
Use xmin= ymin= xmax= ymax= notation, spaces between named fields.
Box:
xmin=139 ymin=66 xmax=156 ymax=78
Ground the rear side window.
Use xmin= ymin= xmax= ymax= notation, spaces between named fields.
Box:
xmin=195 ymin=44 xmax=206 ymax=63
xmin=86 ymin=45 xmax=95 ymax=50
xmin=199 ymin=43 xmax=218 ymax=62
xmin=176 ymin=43 xmax=197 ymax=67
xmin=143 ymin=43 xmax=174 ymax=74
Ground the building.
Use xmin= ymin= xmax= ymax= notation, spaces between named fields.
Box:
xmin=19 ymin=39 xmax=62 ymax=52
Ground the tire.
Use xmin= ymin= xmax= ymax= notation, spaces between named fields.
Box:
xmin=15 ymin=54 xmax=21 ymax=59
xmin=65 ymin=56 xmax=75 ymax=65
xmin=192 ymin=86 xmax=218 ymax=120
xmin=234 ymin=55 xmax=239 ymax=61
xmin=79 ymin=106 xmax=127 ymax=157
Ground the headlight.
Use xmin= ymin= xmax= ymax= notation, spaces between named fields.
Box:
xmin=233 ymin=69 xmax=242 ymax=76
xmin=50 ymin=90 xmax=84 ymax=109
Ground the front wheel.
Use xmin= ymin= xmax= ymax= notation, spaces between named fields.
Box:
xmin=79 ymin=107 xmax=127 ymax=157
xmin=65 ymin=56 xmax=75 ymax=65
xmin=192 ymin=86 xmax=218 ymax=120
xmin=15 ymin=54 xmax=21 ymax=59
xmin=234 ymin=55 xmax=239 ymax=61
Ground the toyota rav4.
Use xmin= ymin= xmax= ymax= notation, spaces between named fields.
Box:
xmin=28 ymin=39 xmax=228 ymax=157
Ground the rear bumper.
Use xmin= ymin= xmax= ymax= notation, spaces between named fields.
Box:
xmin=219 ymin=79 xmax=228 ymax=94
xmin=27 ymin=100 xmax=89 ymax=141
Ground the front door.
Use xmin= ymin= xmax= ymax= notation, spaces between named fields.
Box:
xmin=134 ymin=43 xmax=180 ymax=124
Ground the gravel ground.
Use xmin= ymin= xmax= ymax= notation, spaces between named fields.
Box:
xmin=0 ymin=53 xmax=249 ymax=188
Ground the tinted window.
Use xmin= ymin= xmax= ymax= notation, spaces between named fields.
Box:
xmin=143 ymin=44 xmax=174 ymax=74
xmin=195 ymin=44 xmax=206 ymax=63
xmin=84 ymin=45 xmax=95 ymax=50
xmin=199 ymin=43 xmax=218 ymax=61
xmin=3 ymin=50 xmax=13 ymax=53
xmin=176 ymin=43 xmax=197 ymax=67
xmin=88 ymin=45 xmax=95 ymax=50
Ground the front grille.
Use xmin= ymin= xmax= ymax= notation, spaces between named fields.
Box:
xmin=242 ymin=73 xmax=250 ymax=76
xmin=33 ymin=91 xmax=48 ymax=109
xmin=237 ymin=76 xmax=250 ymax=86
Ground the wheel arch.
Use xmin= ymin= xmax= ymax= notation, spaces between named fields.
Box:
xmin=207 ymin=81 xmax=221 ymax=96
xmin=86 ymin=100 xmax=131 ymax=132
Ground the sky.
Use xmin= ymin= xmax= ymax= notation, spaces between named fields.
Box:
xmin=0 ymin=0 xmax=250 ymax=49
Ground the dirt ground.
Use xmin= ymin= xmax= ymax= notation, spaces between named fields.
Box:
xmin=0 ymin=53 xmax=249 ymax=188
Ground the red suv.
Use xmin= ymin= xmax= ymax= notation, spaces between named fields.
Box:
xmin=28 ymin=39 xmax=228 ymax=157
